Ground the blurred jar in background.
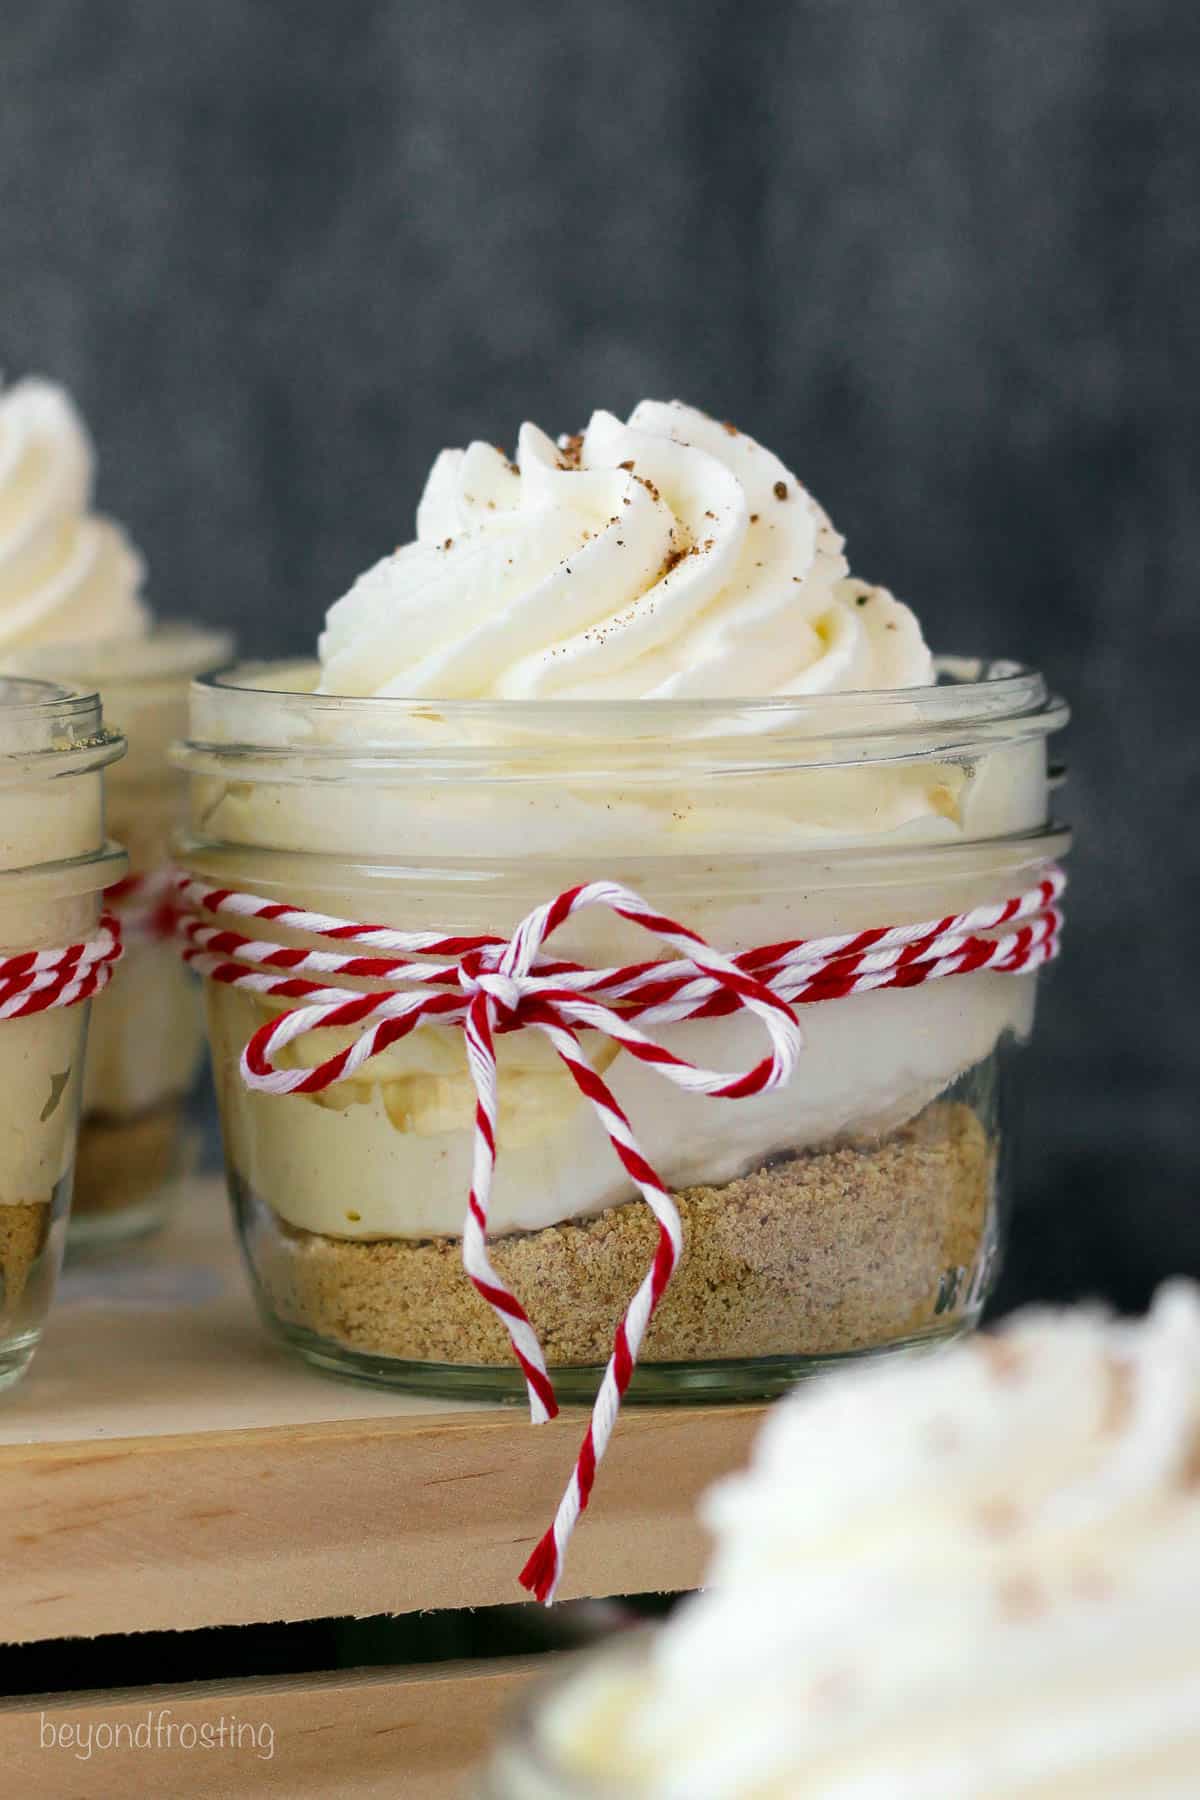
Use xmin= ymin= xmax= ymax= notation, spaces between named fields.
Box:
xmin=0 ymin=677 xmax=125 ymax=1383
xmin=23 ymin=630 xmax=232 ymax=1245
xmin=0 ymin=374 xmax=231 ymax=1245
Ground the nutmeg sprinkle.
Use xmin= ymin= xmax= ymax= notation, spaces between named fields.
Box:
xmin=978 ymin=1337 xmax=1029 ymax=1383
xmin=998 ymin=1574 xmax=1046 ymax=1622
xmin=557 ymin=432 xmax=584 ymax=470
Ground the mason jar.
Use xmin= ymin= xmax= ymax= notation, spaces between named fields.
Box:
xmin=0 ymin=677 xmax=126 ymax=1385
xmin=476 ymin=1635 xmax=651 ymax=1800
xmin=12 ymin=626 xmax=231 ymax=1245
xmin=175 ymin=658 xmax=1068 ymax=1402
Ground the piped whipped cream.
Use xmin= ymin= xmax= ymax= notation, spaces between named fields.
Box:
xmin=319 ymin=400 xmax=933 ymax=699
xmin=545 ymin=1285 xmax=1200 ymax=1798
xmin=0 ymin=377 xmax=149 ymax=651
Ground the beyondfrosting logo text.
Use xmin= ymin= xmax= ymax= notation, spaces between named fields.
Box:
xmin=39 ymin=1709 xmax=276 ymax=1763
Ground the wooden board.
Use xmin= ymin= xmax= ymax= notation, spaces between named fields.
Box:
xmin=0 ymin=1180 xmax=764 ymax=1643
xmin=0 ymin=1654 xmax=553 ymax=1798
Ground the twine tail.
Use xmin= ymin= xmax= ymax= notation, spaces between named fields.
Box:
xmin=517 ymin=1019 xmax=683 ymax=1604
xmin=518 ymin=1528 xmax=561 ymax=1604
xmin=461 ymin=990 xmax=559 ymax=1424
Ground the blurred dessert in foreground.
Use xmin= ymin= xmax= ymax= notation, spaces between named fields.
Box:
xmin=484 ymin=1283 xmax=1200 ymax=1796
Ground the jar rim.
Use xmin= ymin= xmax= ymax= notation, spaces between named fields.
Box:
xmin=173 ymin=821 xmax=1071 ymax=901
xmin=0 ymin=674 xmax=125 ymax=775
xmin=0 ymin=838 xmax=128 ymax=898
xmin=181 ymin=655 xmax=1068 ymax=772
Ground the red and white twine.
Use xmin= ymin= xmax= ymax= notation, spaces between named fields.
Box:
xmin=175 ymin=864 xmax=1064 ymax=1602
xmin=0 ymin=914 xmax=122 ymax=1020
xmin=105 ymin=869 xmax=182 ymax=944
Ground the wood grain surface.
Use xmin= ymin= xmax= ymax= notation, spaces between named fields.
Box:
xmin=0 ymin=1655 xmax=554 ymax=1798
xmin=1 ymin=1181 xmax=763 ymax=1643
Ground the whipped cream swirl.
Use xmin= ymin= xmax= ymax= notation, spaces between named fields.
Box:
xmin=0 ymin=377 xmax=149 ymax=652
xmin=548 ymin=1285 xmax=1200 ymax=1797
xmin=319 ymin=400 xmax=932 ymax=699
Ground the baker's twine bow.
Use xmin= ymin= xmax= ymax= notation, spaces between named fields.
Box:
xmin=175 ymin=864 xmax=1065 ymax=1603
xmin=0 ymin=914 xmax=122 ymax=1020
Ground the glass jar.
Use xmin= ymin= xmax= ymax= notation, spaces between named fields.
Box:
xmin=476 ymin=1635 xmax=650 ymax=1799
xmin=0 ymin=677 xmax=126 ymax=1385
xmin=176 ymin=658 xmax=1068 ymax=1402
xmin=12 ymin=626 xmax=232 ymax=1245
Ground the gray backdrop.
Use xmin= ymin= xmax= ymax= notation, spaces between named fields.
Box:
xmin=3 ymin=0 xmax=1196 ymax=1311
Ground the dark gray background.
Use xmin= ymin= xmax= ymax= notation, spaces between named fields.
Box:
xmin=3 ymin=0 xmax=1196 ymax=1311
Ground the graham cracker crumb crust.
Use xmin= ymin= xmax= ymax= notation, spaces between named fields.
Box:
xmin=248 ymin=1101 xmax=994 ymax=1365
xmin=0 ymin=1199 xmax=51 ymax=1310
xmin=73 ymin=1101 xmax=183 ymax=1216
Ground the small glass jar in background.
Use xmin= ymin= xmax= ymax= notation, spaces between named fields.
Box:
xmin=175 ymin=658 xmax=1067 ymax=1400
xmin=12 ymin=626 xmax=231 ymax=1247
xmin=0 ymin=677 xmax=125 ymax=1386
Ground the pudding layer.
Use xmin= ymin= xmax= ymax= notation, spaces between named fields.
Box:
xmin=81 ymin=938 xmax=203 ymax=1122
xmin=209 ymin=966 xmax=1030 ymax=1241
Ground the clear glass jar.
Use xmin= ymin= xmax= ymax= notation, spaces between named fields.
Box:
xmin=12 ymin=626 xmax=232 ymax=1245
xmin=0 ymin=677 xmax=126 ymax=1385
xmin=176 ymin=659 xmax=1068 ymax=1402
xmin=476 ymin=1636 xmax=650 ymax=1799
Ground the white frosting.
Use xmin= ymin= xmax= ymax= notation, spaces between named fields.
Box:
xmin=0 ymin=377 xmax=149 ymax=651
xmin=546 ymin=1285 xmax=1200 ymax=1797
xmin=318 ymin=400 xmax=933 ymax=700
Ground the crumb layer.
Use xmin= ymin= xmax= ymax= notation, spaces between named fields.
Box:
xmin=245 ymin=1102 xmax=994 ymax=1365
xmin=0 ymin=1200 xmax=51 ymax=1311
xmin=73 ymin=1102 xmax=182 ymax=1216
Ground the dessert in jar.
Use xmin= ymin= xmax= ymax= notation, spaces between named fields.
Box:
xmin=0 ymin=377 xmax=231 ymax=1244
xmin=481 ymin=1284 xmax=1200 ymax=1798
xmin=176 ymin=400 xmax=1068 ymax=1403
xmin=0 ymin=676 xmax=125 ymax=1386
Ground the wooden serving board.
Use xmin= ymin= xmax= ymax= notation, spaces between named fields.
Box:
xmin=1 ymin=1658 xmax=555 ymax=1799
xmin=0 ymin=1178 xmax=765 ymax=1795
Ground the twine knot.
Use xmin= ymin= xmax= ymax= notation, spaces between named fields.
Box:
xmin=457 ymin=954 xmax=525 ymax=1020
